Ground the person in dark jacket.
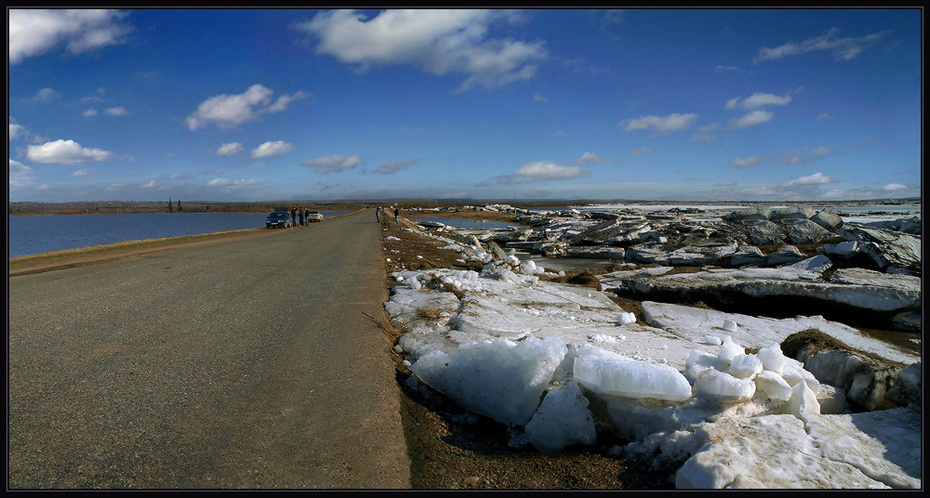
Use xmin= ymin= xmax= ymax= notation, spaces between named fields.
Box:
xmin=394 ymin=206 xmax=400 ymax=224
xmin=290 ymin=206 xmax=297 ymax=227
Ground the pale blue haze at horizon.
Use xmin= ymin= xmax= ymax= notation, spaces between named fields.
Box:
xmin=8 ymin=8 xmax=921 ymax=203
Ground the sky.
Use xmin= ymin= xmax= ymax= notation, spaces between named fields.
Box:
xmin=7 ymin=8 xmax=923 ymax=203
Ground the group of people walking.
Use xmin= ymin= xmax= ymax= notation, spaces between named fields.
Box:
xmin=375 ymin=206 xmax=400 ymax=224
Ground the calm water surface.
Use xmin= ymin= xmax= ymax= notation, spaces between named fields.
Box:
xmin=410 ymin=216 xmax=518 ymax=230
xmin=8 ymin=211 xmax=349 ymax=258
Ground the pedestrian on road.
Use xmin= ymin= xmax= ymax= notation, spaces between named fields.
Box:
xmin=376 ymin=206 xmax=382 ymax=223
xmin=291 ymin=206 xmax=297 ymax=227
xmin=304 ymin=209 xmax=310 ymax=226
xmin=394 ymin=206 xmax=400 ymax=224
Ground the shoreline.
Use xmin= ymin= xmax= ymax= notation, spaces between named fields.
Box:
xmin=8 ymin=209 xmax=364 ymax=276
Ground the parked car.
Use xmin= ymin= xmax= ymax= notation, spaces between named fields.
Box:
xmin=306 ymin=210 xmax=324 ymax=222
xmin=266 ymin=212 xmax=292 ymax=228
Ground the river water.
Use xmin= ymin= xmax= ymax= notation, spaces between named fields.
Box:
xmin=8 ymin=211 xmax=349 ymax=258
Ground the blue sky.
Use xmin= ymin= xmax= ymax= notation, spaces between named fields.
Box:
xmin=8 ymin=8 xmax=922 ymax=203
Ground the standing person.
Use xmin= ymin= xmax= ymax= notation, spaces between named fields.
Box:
xmin=290 ymin=206 xmax=297 ymax=227
xmin=304 ymin=208 xmax=310 ymax=226
xmin=375 ymin=206 xmax=382 ymax=223
xmin=299 ymin=208 xmax=305 ymax=226
xmin=394 ymin=205 xmax=400 ymax=224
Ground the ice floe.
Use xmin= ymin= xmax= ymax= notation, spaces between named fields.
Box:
xmin=387 ymin=204 xmax=921 ymax=488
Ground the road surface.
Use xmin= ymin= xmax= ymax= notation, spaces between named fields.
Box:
xmin=8 ymin=210 xmax=410 ymax=489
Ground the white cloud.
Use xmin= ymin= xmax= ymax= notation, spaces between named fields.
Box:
xmin=10 ymin=121 xmax=27 ymax=141
xmin=374 ymin=159 xmax=420 ymax=174
xmin=250 ymin=140 xmax=296 ymax=159
xmin=629 ymin=147 xmax=653 ymax=156
xmin=817 ymin=112 xmax=835 ymax=121
xmin=573 ymin=152 xmax=607 ymax=165
xmin=26 ymin=139 xmax=114 ymax=164
xmin=9 ymin=9 xmax=132 ymax=64
xmin=9 ymin=159 xmax=35 ymax=189
xmin=264 ymin=91 xmax=311 ymax=113
xmin=104 ymin=106 xmax=128 ymax=116
xmin=725 ymin=92 xmax=792 ymax=110
xmin=301 ymin=154 xmax=365 ymax=173
xmin=140 ymin=179 xmax=161 ymax=189
xmin=779 ymin=172 xmax=838 ymax=188
xmin=620 ymin=113 xmax=697 ymax=132
xmin=71 ymin=168 xmax=88 ymax=176
xmin=216 ymin=142 xmax=243 ymax=156
xmin=295 ymin=9 xmax=547 ymax=91
xmin=623 ymin=113 xmax=697 ymax=132
xmin=30 ymin=87 xmax=61 ymax=102
xmin=533 ymin=92 xmax=548 ymax=102
xmin=83 ymin=108 xmax=98 ymax=117
xmin=205 ymin=177 xmax=261 ymax=189
xmin=187 ymin=85 xmax=307 ymax=130
xmin=728 ymin=109 xmax=773 ymax=129
xmin=883 ymin=183 xmax=908 ymax=191
xmin=730 ymin=155 xmax=773 ymax=168
xmin=497 ymin=161 xmax=589 ymax=184
xmin=754 ymin=27 xmax=888 ymax=63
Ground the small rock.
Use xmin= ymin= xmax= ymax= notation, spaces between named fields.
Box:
xmin=464 ymin=476 xmax=481 ymax=487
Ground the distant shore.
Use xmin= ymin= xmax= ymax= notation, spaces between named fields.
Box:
xmin=9 ymin=198 xmax=919 ymax=217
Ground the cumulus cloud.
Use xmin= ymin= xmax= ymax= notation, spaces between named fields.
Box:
xmin=573 ymin=152 xmax=607 ymax=165
xmin=186 ymin=85 xmax=308 ymax=130
xmin=216 ymin=142 xmax=243 ymax=156
xmin=725 ymin=92 xmax=792 ymax=110
xmin=294 ymin=9 xmax=547 ymax=91
xmin=72 ymin=168 xmax=88 ymax=176
xmin=754 ymin=27 xmax=888 ymax=63
xmin=629 ymin=147 xmax=653 ymax=156
xmin=779 ymin=172 xmax=837 ymax=188
xmin=497 ymin=161 xmax=589 ymax=184
xmin=104 ymin=106 xmax=128 ymax=116
xmin=728 ymin=109 xmax=773 ymax=129
xmin=533 ymin=92 xmax=548 ymax=102
xmin=9 ymin=9 xmax=133 ymax=64
xmin=373 ymin=159 xmax=420 ymax=174
xmin=83 ymin=109 xmax=98 ymax=117
xmin=301 ymin=154 xmax=365 ymax=173
xmin=250 ymin=140 xmax=295 ymax=158
xmin=622 ymin=113 xmax=697 ymax=133
xmin=883 ymin=183 xmax=908 ymax=191
xmin=26 ymin=139 xmax=114 ymax=164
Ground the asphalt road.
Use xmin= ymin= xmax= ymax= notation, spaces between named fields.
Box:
xmin=8 ymin=210 xmax=411 ymax=489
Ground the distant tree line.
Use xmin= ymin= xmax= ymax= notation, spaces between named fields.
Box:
xmin=8 ymin=197 xmax=915 ymax=216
